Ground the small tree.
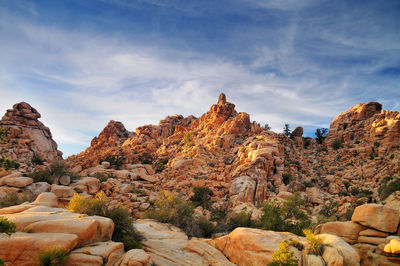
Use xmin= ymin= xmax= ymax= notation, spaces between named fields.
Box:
xmin=283 ymin=124 xmax=291 ymax=137
xmin=315 ymin=128 xmax=328 ymax=144
xmin=264 ymin=124 xmax=271 ymax=131
xmin=269 ymin=240 xmax=298 ymax=266
xmin=190 ymin=186 xmax=213 ymax=209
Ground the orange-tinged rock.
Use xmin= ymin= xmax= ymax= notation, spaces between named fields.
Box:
xmin=0 ymin=232 xmax=78 ymax=266
xmin=351 ymin=204 xmax=400 ymax=233
xmin=318 ymin=221 xmax=365 ymax=244
xmin=214 ymin=227 xmax=303 ymax=265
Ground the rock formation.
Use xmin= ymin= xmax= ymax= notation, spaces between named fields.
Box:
xmin=0 ymin=102 xmax=63 ymax=169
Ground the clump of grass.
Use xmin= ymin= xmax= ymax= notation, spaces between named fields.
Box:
xmin=303 ymin=229 xmax=323 ymax=255
xmin=331 ymin=139 xmax=343 ymax=150
xmin=38 ymin=247 xmax=69 ymax=266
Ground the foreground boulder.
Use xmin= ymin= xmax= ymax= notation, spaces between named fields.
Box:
xmin=213 ymin=227 xmax=303 ymax=265
xmin=0 ymin=232 xmax=79 ymax=266
xmin=316 ymin=221 xmax=365 ymax=244
xmin=135 ymin=219 xmax=234 ymax=266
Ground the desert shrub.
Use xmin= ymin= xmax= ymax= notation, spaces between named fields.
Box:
xmin=282 ymin=174 xmax=293 ymax=185
xmin=67 ymin=191 xmax=142 ymax=251
xmin=92 ymin=172 xmax=114 ymax=182
xmin=196 ymin=217 xmax=216 ymax=238
xmin=0 ymin=258 xmax=5 ymax=266
xmin=264 ymin=124 xmax=271 ymax=131
xmin=269 ymin=240 xmax=298 ymax=266
xmin=0 ymin=127 xmax=9 ymax=142
xmin=303 ymin=181 xmax=313 ymax=188
xmin=343 ymin=181 xmax=350 ymax=189
xmin=315 ymin=128 xmax=328 ymax=144
xmin=0 ymin=192 xmax=25 ymax=208
xmin=25 ymin=162 xmax=77 ymax=184
xmin=155 ymin=158 xmax=169 ymax=173
xmin=379 ymin=177 xmax=400 ymax=200
xmin=0 ymin=157 xmax=20 ymax=170
xmin=190 ymin=186 xmax=213 ymax=209
xmin=338 ymin=191 xmax=349 ymax=197
xmin=344 ymin=208 xmax=355 ymax=220
xmin=319 ymin=201 xmax=338 ymax=218
xmin=303 ymin=229 xmax=323 ymax=255
xmin=374 ymin=141 xmax=380 ymax=147
xmin=331 ymin=139 xmax=343 ymax=150
xmin=0 ymin=217 xmax=16 ymax=236
xmin=210 ymin=205 xmax=229 ymax=223
xmin=31 ymin=154 xmax=44 ymax=165
xmin=283 ymin=124 xmax=291 ymax=137
xmin=228 ymin=210 xmax=253 ymax=229
xmin=137 ymin=153 xmax=152 ymax=165
xmin=106 ymin=207 xmax=142 ymax=250
xmin=184 ymin=131 xmax=195 ymax=151
xmin=25 ymin=170 xmax=53 ymax=184
xmin=260 ymin=193 xmax=311 ymax=236
xmin=38 ymin=247 xmax=69 ymax=266
xmin=144 ymin=191 xmax=196 ymax=235
xmin=289 ymin=239 xmax=304 ymax=250
xmin=100 ymin=154 xmax=125 ymax=169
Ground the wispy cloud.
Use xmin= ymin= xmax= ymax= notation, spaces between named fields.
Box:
xmin=0 ymin=1 xmax=399 ymax=156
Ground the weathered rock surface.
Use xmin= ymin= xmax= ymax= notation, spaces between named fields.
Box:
xmin=213 ymin=227 xmax=303 ymax=265
xmin=351 ymin=204 xmax=400 ymax=233
xmin=135 ymin=219 xmax=234 ymax=266
xmin=317 ymin=234 xmax=360 ymax=266
xmin=317 ymin=221 xmax=365 ymax=244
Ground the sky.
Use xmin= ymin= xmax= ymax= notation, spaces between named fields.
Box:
xmin=0 ymin=0 xmax=399 ymax=157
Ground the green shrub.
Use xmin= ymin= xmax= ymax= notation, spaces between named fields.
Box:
xmin=100 ymin=154 xmax=125 ymax=169
xmin=344 ymin=208 xmax=354 ymax=220
xmin=26 ymin=170 xmax=53 ymax=184
xmin=303 ymin=229 xmax=323 ymax=255
xmin=38 ymin=247 xmax=69 ymax=266
xmin=0 ymin=257 xmax=5 ymax=266
xmin=0 ymin=157 xmax=20 ymax=170
xmin=68 ymin=191 xmax=142 ymax=251
xmin=374 ymin=141 xmax=380 ymax=147
xmin=282 ymin=174 xmax=293 ymax=186
xmin=196 ymin=217 xmax=216 ymax=238
xmin=137 ymin=153 xmax=152 ymax=165
xmin=0 ymin=192 xmax=25 ymax=208
xmin=184 ymin=131 xmax=195 ymax=151
xmin=269 ymin=240 xmax=298 ymax=266
xmin=106 ymin=207 xmax=142 ymax=250
xmin=0 ymin=217 xmax=16 ymax=236
xmin=144 ymin=191 xmax=197 ymax=236
xmin=260 ymin=193 xmax=311 ymax=236
xmin=319 ymin=201 xmax=338 ymax=218
xmin=190 ymin=187 xmax=213 ymax=209
xmin=229 ymin=210 xmax=253 ymax=229
xmin=315 ymin=128 xmax=328 ymax=144
xmin=31 ymin=154 xmax=44 ymax=165
xmin=155 ymin=158 xmax=169 ymax=173
xmin=331 ymin=139 xmax=343 ymax=150
xmin=0 ymin=127 xmax=10 ymax=142
xmin=379 ymin=177 xmax=400 ymax=200
xmin=92 ymin=172 xmax=115 ymax=182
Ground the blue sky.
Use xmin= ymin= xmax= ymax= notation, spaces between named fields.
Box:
xmin=1 ymin=0 xmax=399 ymax=157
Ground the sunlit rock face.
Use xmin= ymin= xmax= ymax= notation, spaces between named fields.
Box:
xmin=0 ymin=102 xmax=63 ymax=169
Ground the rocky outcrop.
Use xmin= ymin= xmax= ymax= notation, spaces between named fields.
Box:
xmin=134 ymin=219 xmax=234 ymax=265
xmin=325 ymin=101 xmax=399 ymax=153
xmin=0 ymin=102 xmax=63 ymax=168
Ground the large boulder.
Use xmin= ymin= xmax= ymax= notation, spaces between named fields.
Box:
xmin=118 ymin=249 xmax=151 ymax=266
xmin=135 ymin=219 xmax=234 ymax=266
xmin=213 ymin=227 xmax=303 ymax=265
xmin=317 ymin=221 xmax=365 ymax=244
xmin=317 ymin=234 xmax=360 ymax=266
xmin=0 ymin=232 xmax=78 ymax=266
xmin=351 ymin=204 xmax=400 ymax=233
